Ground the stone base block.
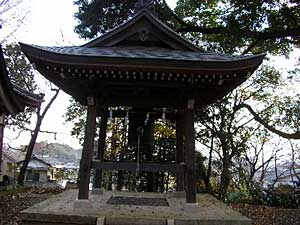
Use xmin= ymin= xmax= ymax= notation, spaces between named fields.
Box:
xmin=167 ymin=219 xmax=175 ymax=225
xmin=173 ymin=191 xmax=186 ymax=198
xmin=97 ymin=217 xmax=105 ymax=225
xmin=73 ymin=199 xmax=92 ymax=208
xmin=105 ymin=217 xmax=166 ymax=225
xmin=92 ymin=188 xmax=104 ymax=195
xmin=183 ymin=203 xmax=200 ymax=213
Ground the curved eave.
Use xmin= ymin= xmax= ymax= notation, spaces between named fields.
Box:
xmin=0 ymin=45 xmax=23 ymax=115
xmin=12 ymin=84 xmax=43 ymax=108
xmin=0 ymin=45 xmax=42 ymax=116
xmin=20 ymin=43 xmax=265 ymax=73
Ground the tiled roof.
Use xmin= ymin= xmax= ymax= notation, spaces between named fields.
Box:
xmin=30 ymin=45 xmax=263 ymax=62
xmin=2 ymin=149 xmax=24 ymax=164
xmin=18 ymin=155 xmax=52 ymax=168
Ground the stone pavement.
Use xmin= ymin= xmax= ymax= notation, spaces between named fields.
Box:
xmin=21 ymin=190 xmax=251 ymax=225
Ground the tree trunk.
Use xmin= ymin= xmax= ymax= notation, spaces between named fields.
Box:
xmin=17 ymin=89 xmax=59 ymax=185
xmin=17 ymin=114 xmax=42 ymax=185
xmin=220 ymin=157 xmax=231 ymax=199
xmin=204 ymin=135 xmax=213 ymax=193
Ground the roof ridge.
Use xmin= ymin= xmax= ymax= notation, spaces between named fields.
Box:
xmin=82 ymin=8 xmax=202 ymax=52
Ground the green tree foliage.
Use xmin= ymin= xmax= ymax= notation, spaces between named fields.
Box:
xmin=65 ymin=98 xmax=87 ymax=143
xmin=74 ymin=0 xmax=177 ymax=39
xmin=74 ymin=0 xmax=300 ymax=54
xmin=195 ymin=64 xmax=291 ymax=197
xmin=175 ymin=0 xmax=300 ymax=54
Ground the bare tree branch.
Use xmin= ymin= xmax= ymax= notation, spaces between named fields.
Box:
xmin=234 ymin=103 xmax=300 ymax=139
xmin=18 ymin=89 xmax=60 ymax=185
xmin=242 ymin=40 xmax=261 ymax=55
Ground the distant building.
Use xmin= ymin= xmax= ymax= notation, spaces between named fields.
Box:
xmin=18 ymin=155 xmax=52 ymax=183
xmin=63 ymin=162 xmax=79 ymax=180
xmin=262 ymin=162 xmax=300 ymax=188
xmin=0 ymin=148 xmax=23 ymax=179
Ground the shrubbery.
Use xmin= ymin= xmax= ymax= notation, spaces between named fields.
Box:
xmin=226 ymin=184 xmax=300 ymax=209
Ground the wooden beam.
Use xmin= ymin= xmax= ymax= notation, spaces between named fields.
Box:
xmin=97 ymin=109 xmax=177 ymax=120
xmin=91 ymin=161 xmax=185 ymax=173
xmin=94 ymin=109 xmax=108 ymax=189
xmin=78 ymin=98 xmax=97 ymax=200
xmin=184 ymin=99 xmax=196 ymax=203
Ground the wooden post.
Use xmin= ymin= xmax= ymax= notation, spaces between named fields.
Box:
xmin=0 ymin=113 xmax=4 ymax=173
xmin=78 ymin=96 xmax=97 ymax=200
xmin=184 ymin=99 xmax=196 ymax=203
xmin=143 ymin=117 xmax=155 ymax=192
xmin=176 ymin=111 xmax=184 ymax=192
xmin=94 ymin=109 xmax=108 ymax=188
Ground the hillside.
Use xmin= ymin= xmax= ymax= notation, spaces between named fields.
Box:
xmin=32 ymin=142 xmax=82 ymax=163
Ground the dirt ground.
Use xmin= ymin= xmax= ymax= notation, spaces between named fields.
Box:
xmin=0 ymin=187 xmax=63 ymax=225
xmin=0 ymin=188 xmax=299 ymax=225
xmin=231 ymin=203 xmax=300 ymax=225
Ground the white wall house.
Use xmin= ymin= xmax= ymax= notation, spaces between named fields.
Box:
xmin=18 ymin=155 xmax=52 ymax=183
xmin=0 ymin=148 xmax=24 ymax=180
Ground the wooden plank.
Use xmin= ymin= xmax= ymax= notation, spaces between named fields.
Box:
xmin=91 ymin=161 xmax=185 ymax=173
xmin=78 ymin=100 xmax=97 ymax=200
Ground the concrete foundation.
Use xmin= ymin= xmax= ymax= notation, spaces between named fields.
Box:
xmin=21 ymin=190 xmax=251 ymax=225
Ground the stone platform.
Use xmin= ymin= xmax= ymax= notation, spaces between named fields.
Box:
xmin=21 ymin=190 xmax=251 ymax=225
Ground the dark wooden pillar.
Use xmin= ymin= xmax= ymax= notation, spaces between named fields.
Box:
xmin=78 ymin=97 xmax=97 ymax=200
xmin=0 ymin=113 xmax=4 ymax=173
xmin=94 ymin=109 xmax=108 ymax=188
xmin=184 ymin=99 xmax=196 ymax=203
xmin=176 ymin=111 xmax=184 ymax=192
xmin=143 ymin=117 xmax=155 ymax=192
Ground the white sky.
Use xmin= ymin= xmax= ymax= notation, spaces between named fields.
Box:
xmin=2 ymin=0 xmax=299 ymax=151
xmin=3 ymin=0 xmax=177 ymax=149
